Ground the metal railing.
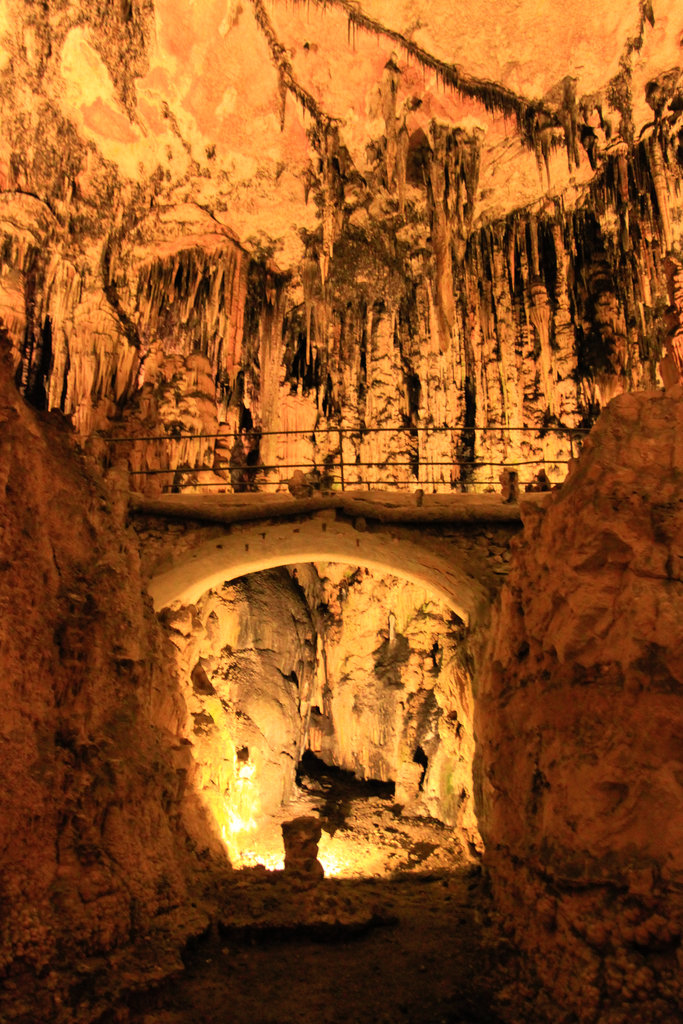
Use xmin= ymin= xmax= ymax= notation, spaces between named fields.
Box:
xmin=101 ymin=423 xmax=591 ymax=493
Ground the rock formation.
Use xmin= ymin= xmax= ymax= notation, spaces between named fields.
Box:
xmin=478 ymin=387 xmax=683 ymax=1022
xmin=0 ymin=0 xmax=681 ymax=495
xmin=161 ymin=562 xmax=480 ymax=868
xmin=163 ymin=567 xmax=316 ymax=864
xmin=0 ymin=345 xmax=210 ymax=1023
xmin=281 ymin=815 xmax=325 ymax=880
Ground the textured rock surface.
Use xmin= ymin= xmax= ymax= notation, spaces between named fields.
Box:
xmin=478 ymin=386 xmax=683 ymax=1023
xmin=2 ymin=2 xmax=683 ymax=1019
xmin=163 ymin=568 xmax=317 ymax=865
xmin=162 ymin=562 xmax=481 ymax=867
xmin=295 ymin=563 xmax=479 ymax=838
xmin=0 ymin=1 xmax=682 ymax=495
xmin=281 ymin=815 xmax=325 ymax=880
xmin=0 ymin=348 xmax=213 ymax=1023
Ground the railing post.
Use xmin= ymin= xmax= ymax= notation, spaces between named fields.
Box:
xmin=338 ymin=427 xmax=345 ymax=491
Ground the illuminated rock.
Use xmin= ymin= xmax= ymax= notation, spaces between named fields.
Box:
xmin=1 ymin=0 xmax=683 ymax=1019
xmin=164 ymin=561 xmax=480 ymax=863
xmin=0 ymin=0 xmax=681 ymax=493
xmin=281 ymin=816 xmax=325 ymax=881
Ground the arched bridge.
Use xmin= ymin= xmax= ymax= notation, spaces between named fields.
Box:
xmin=131 ymin=490 xmax=548 ymax=625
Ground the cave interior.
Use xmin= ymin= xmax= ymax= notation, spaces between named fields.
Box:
xmin=1 ymin=0 xmax=683 ymax=1022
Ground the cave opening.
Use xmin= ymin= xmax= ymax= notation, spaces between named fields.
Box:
xmin=166 ymin=561 xmax=481 ymax=881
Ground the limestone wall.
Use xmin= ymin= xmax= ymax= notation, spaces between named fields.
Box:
xmin=162 ymin=569 xmax=317 ymax=867
xmin=161 ymin=561 xmax=483 ymax=866
xmin=297 ymin=563 xmax=479 ymax=836
xmin=1 ymin=1 xmax=682 ymax=498
xmin=478 ymin=387 xmax=683 ymax=1023
xmin=0 ymin=350 xmax=209 ymax=1023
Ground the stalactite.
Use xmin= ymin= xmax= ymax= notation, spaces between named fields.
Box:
xmin=311 ymin=125 xmax=346 ymax=290
xmin=427 ymin=126 xmax=455 ymax=354
xmin=396 ymin=121 xmax=409 ymax=218
xmin=615 ymin=143 xmax=630 ymax=205
xmin=560 ymin=76 xmax=581 ymax=171
xmin=466 ymin=238 xmax=495 ymax=485
xmin=550 ymin=218 xmax=579 ymax=425
xmin=380 ymin=57 xmax=401 ymax=192
xmin=427 ymin=125 xmax=481 ymax=354
xmin=278 ymin=68 xmax=288 ymax=131
xmin=125 ymin=244 xmax=248 ymax=388
xmin=301 ymin=252 xmax=319 ymax=367
xmin=645 ymin=133 xmax=674 ymax=252
xmin=0 ymin=230 xmax=40 ymax=375
xmin=250 ymin=0 xmax=340 ymax=133
xmin=256 ymin=272 xmax=287 ymax=480
xmin=490 ymin=225 xmax=523 ymax=435
xmin=528 ymin=280 xmax=554 ymax=417
xmin=660 ymin=256 xmax=683 ymax=385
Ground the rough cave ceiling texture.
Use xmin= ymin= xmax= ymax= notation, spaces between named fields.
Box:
xmin=7 ymin=0 xmax=678 ymax=262
xmin=1 ymin=0 xmax=683 ymax=494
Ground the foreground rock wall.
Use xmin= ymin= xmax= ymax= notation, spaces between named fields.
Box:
xmin=0 ymin=351 xmax=210 ymax=1023
xmin=478 ymin=388 xmax=683 ymax=1023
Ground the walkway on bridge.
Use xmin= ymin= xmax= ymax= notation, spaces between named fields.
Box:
xmin=110 ymin=422 xmax=585 ymax=496
xmin=129 ymin=487 xmax=550 ymax=528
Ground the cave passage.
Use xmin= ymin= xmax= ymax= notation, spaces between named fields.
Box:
xmin=168 ymin=562 xmax=481 ymax=880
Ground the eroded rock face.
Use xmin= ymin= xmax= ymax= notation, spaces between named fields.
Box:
xmin=2 ymin=2 xmax=683 ymax=1017
xmin=295 ymin=563 xmax=479 ymax=838
xmin=478 ymin=387 xmax=683 ymax=1023
xmin=0 ymin=349 xmax=209 ymax=1023
xmin=281 ymin=815 xmax=325 ymax=881
xmin=163 ymin=568 xmax=317 ymax=863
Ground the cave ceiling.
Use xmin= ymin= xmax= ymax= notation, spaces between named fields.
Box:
xmin=1 ymin=0 xmax=681 ymax=276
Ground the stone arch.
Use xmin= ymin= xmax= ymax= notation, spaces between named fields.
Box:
xmin=147 ymin=515 xmax=487 ymax=624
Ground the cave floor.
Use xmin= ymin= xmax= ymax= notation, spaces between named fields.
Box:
xmin=109 ymin=767 xmax=528 ymax=1024
xmin=116 ymin=868 xmax=522 ymax=1024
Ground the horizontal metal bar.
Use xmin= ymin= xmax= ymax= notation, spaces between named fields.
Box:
xmin=155 ymin=478 xmax=537 ymax=491
xmin=103 ymin=423 xmax=589 ymax=443
xmin=128 ymin=457 xmax=571 ymax=476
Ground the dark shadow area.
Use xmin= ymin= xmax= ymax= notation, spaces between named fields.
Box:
xmin=413 ymin=744 xmax=429 ymax=791
xmin=110 ymin=866 xmax=515 ymax=1024
xmin=373 ymin=631 xmax=411 ymax=688
xmin=297 ymin=749 xmax=395 ymax=837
